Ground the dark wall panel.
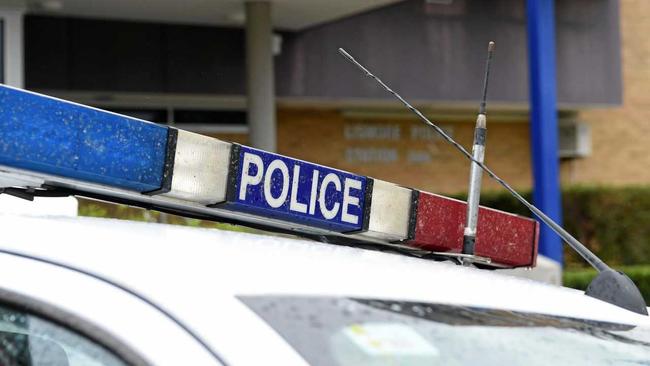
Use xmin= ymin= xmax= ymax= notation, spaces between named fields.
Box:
xmin=277 ymin=0 xmax=529 ymax=103
xmin=25 ymin=16 xmax=69 ymax=90
xmin=165 ymin=25 xmax=245 ymax=94
xmin=67 ymin=18 xmax=164 ymax=91
xmin=276 ymin=0 xmax=622 ymax=106
xmin=25 ymin=16 xmax=245 ymax=94
xmin=555 ymin=0 xmax=622 ymax=105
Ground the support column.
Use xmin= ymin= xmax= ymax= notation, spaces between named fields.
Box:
xmin=245 ymin=1 xmax=276 ymax=152
xmin=0 ymin=7 xmax=24 ymax=87
xmin=526 ymin=0 xmax=563 ymax=265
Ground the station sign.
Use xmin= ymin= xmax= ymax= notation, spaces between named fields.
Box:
xmin=221 ymin=145 xmax=368 ymax=232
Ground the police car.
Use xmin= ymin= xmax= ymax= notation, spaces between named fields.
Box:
xmin=1 ymin=85 xmax=650 ymax=365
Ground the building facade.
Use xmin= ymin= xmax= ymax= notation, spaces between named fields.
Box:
xmin=568 ymin=0 xmax=650 ymax=188
xmin=13 ymin=0 xmax=627 ymax=198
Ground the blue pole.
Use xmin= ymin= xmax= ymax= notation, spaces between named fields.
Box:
xmin=526 ymin=0 xmax=563 ymax=265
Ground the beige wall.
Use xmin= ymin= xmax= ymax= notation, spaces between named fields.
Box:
xmin=566 ymin=0 xmax=650 ymax=186
xmin=217 ymin=109 xmax=532 ymax=195
xmin=279 ymin=109 xmax=535 ymax=195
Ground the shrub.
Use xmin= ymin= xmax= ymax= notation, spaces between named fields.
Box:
xmin=77 ymin=198 xmax=253 ymax=233
xmin=79 ymin=185 xmax=650 ymax=268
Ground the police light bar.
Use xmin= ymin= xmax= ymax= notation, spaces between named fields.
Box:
xmin=0 ymin=85 xmax=538 ymax=268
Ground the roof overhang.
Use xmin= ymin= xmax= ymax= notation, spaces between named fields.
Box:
xmin=25 ymin=0 xmax=403 ymax=30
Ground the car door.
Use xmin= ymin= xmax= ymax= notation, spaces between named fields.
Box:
xmin=0 ymin=251 xmax=223 ymax=366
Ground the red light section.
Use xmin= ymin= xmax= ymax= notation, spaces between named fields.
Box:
xmin=407 ymin=192 xmax=539 ymax=267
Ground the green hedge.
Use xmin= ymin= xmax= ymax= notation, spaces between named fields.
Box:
xmin=77 ymin=198 xmax=255 ymax=233
xmin=79 ymin=185 xmax=650 ymax=268
xmin=455 ymin=186 xmax=650 ymax=268
xmin=564 ymin=265 xmax=650 ymax=305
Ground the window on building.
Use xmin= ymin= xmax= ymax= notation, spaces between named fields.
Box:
xmin=101 ymin=106 xmax=248 ymax=134
xmin=174 ymin=109 xmax=246 ymax=125
xmin=106 ymin=108 xmax=168 ymax=124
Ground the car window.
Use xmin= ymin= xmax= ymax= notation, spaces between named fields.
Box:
xmin=0 ymin=304 xmax=128 ymax=366
xmin=240 ymin=296 xmax=650 ymax=366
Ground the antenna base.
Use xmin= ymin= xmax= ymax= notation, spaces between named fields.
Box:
xmin=585 ymin=269 xmax=648 ymax=315
xmin=462 ymin=234 xmax=475 ymax=255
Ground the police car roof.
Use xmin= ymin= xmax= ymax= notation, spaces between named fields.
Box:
xmin=2 ymin=212 xmax=649 ymax=330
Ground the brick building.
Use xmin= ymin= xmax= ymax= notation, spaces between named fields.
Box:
xmin=0 ymin=0 xmax=642 ymax=264
xmin=566 ymin=0 xmax=650 ymax=188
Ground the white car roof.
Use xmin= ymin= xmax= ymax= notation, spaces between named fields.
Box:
xmin=1 ymin=213 xmax=648 ymax=328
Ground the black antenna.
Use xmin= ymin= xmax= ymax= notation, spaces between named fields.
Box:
xmin=462 ymin=41 xmax=494 ymax=260
xmin=479 ymin=41 xmax=494 ymax=115
xmin=338 ymin=47 xmax=648 ymax=315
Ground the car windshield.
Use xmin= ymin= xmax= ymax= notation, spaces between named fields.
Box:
xmin=240 ymin=296 xmax=650 ymax=366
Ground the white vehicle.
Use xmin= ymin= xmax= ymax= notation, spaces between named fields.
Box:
xmin=1 ymin=212 xmax=650 ymax=365
xmin=1 ymin=86 xmax=649 ymax=365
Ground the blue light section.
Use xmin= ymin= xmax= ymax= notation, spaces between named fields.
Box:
xmin=0 ymin=86 xmax=169 ymax=192
xmin=224 ymin=146 xmax=367 ymax=232
xmin=527 ymin=0 xmax=563 ymax=264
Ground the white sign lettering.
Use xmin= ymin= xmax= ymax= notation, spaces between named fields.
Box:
xmin=319 ymin=173 xmax=341 ymax=219
xmin=410 ymin=125 xmax=454 ymax=141
xmin=342 ymin=178 xmax=362 ymax=224
xmin=289 ymin=165 xmax=308 ymax=213
xmin=264 ymin=159 xmax=290 ymax=208
xmin=239 ymin=152 xmax=263 ymax=200
xmin=344 ymin=124 xmax=401 ymax=140
xmin=238 ymin=152 xmax=364 ymax=224
xmin=345 ymin=148 xmax=398 ymax=163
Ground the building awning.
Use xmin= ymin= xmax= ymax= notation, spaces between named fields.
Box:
xmin=27 ymin=0 xmax=402 ymax=30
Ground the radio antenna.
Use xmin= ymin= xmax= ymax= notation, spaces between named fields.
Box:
xmin=462 ymin=41 xmax=494 ymax=260
xmin=338 ymin=46 xmax=648 ymax=315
